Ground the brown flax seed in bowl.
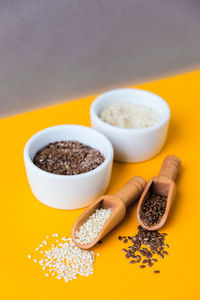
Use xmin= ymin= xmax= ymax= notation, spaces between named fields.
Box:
xmin=33 ymin=140 xmax=105 ymax=175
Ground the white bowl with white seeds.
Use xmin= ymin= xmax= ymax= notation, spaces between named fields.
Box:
xmin=90 ymin=88 xmax=170 ymax=162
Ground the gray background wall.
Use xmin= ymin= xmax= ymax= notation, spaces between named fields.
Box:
xmin=0 ymin=0 xmax=200 ymax=117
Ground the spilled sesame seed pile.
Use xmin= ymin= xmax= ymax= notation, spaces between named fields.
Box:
xmin=118 ymin=225 xmax=169 ymax=273
xmin=28 ymin=233 xmax=99 ymax=283
xmin=75 ymin=208 xmax=112 ymax=245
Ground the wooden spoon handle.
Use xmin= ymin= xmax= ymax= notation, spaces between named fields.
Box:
xmin=159 ymin=155 xmax=181 ymax=182
xmin=114 ymin=176 xmax=146 ymax=207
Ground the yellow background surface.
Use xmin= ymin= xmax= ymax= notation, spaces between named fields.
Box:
xmin=1 ymin=70 xmax=200 ymax=299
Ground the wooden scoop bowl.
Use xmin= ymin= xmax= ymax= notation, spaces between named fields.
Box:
xmin=72 ymin=176 xmax=146 ymax=249
xmin=137 ymin=155 xmax=181 ymax=231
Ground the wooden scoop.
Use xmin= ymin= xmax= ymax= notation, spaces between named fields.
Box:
xmin=137 ymin=155 xmax=181 ymax=231
xmin=72 ymin=176 xmax=146 ymax=249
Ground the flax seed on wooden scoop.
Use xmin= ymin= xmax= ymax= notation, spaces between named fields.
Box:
xmin=137 ymin=155 xmax=181 ymax=231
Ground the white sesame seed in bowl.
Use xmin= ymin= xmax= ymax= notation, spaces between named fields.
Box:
xmin=99 ymin=102 xmax=161 ymax=129
xmin=90 ymin=88 xmax=170 ymax=163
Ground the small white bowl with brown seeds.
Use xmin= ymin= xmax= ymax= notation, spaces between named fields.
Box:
xmin=24 ymin=125 xmax=113 ymax=209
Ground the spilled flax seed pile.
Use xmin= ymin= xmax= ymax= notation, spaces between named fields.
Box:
xmin=33 ymin=140 xmax=105 ymax=175
xmin=119 ymin=225 xmax=169 ymax=273
xmin=28 ymin=234 xmax=98 ymax=283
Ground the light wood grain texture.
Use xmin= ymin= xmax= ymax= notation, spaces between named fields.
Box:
xmin=159 ymin=155 xmax=181 ymax=181
xmin=137 ymin=155 xmax=181 ymax=230
xmin=72 ymin=176 xmax=146 ymax=249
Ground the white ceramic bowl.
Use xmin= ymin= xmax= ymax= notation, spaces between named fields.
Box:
xmin=24 ymin=125 xmax=113 ymax=209
xmin=90 ymin=88 xmax=170 ymax=162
